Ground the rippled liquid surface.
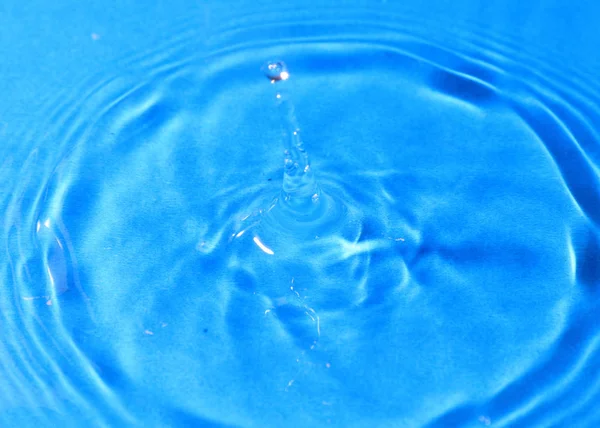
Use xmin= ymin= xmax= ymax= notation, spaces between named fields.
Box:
xmin=2 ymin=1 xmax=600 ymax=427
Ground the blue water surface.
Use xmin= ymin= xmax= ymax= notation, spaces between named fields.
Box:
xmin=2 ymin=1 xmax=600 ymax=427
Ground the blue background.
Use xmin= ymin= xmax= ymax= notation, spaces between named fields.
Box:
xmin=1 ymin=1 xmax=600 ymax=427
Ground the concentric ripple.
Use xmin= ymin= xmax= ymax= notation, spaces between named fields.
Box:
xmin=2 ymin=5 xmax=600 ymax=427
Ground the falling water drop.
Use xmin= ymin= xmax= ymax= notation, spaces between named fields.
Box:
xmin=262 ymin=61 xmax=290 ymax=82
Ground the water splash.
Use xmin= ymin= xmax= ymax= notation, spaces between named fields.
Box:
xmin=232 ymin=61 xmax=346 ymax=250
xmin=3 ymin=6 xmax=599 ymax=426
xmin=263 ymin=61 xmax=322 ymax=217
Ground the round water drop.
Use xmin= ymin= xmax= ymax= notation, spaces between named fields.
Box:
xmin=263 ymin=61 xmax=290 ymax=82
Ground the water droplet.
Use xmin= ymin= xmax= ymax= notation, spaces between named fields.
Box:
xmin=263 ymin=61 xmax=290 ymax=82
xmin=311 ymin=193 xmax=319 ymax=203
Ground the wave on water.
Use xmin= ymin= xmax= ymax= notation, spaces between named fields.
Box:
xmin=1 ymin=6 xmax=600 ymax=427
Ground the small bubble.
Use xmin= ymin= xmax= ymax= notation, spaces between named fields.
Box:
xmin=311 ymin=193 xmax=319 ymax=203
xmin=263 ymin=61 xmax=290 ymax=82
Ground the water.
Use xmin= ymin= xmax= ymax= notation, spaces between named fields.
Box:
xmin=1 ymin=2 xmax=600 ymax=427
